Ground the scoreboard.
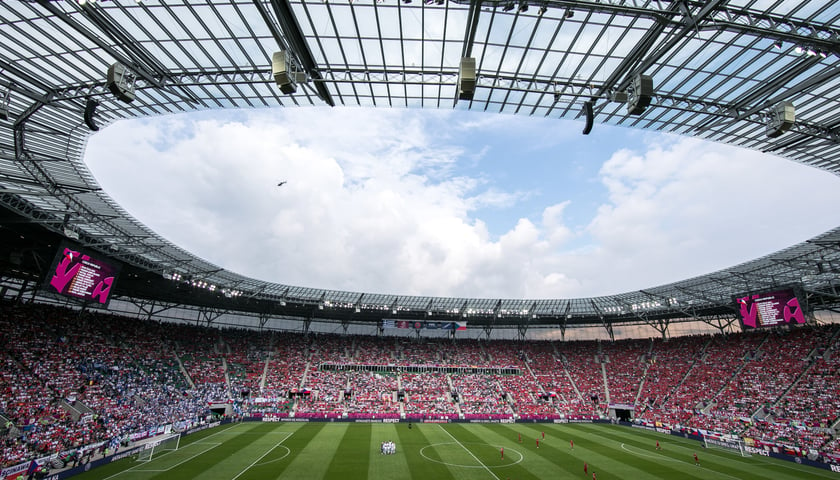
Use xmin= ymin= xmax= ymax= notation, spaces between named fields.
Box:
xmin=44 ymin=242 xmax=121 ymax=307
xmin=736 ymin=288 xmax=805 ymax=329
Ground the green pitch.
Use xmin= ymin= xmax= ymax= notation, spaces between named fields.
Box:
xmin=72 ymin=422 xmax=829 ymax=479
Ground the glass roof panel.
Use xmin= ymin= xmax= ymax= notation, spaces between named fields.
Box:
xmin=1 ymin=0 xmax=838 ymax=322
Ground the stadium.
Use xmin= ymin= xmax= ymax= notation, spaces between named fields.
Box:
xmin=1 ymin=0 xmax=840 ymax=479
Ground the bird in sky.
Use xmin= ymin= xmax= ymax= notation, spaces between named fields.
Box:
xmin=277 ymin=181 xmax=287 ymax=187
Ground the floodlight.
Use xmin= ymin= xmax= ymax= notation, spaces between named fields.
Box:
xmin=458 ymin=57 xmax=476 ymax=100
xmin=106 ymin=63 xmax=136 ymax=103
xmin=626 ymin=74 xmax=653 ymax=115
xmin=63 ymin=227 xmax=80 ymax=240
xmin=272 ymin=50 xmax=298 ymax=94
xmin=765 ymin=101 xmax=795 ymax=138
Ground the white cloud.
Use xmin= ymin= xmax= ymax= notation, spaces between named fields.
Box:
xmin=576 ymin=136 xmax=840 ymax=293
xmin=84 ymin=109 xmax=840 ymax=300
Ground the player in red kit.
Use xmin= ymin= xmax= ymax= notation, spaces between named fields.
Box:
xmin=693 ymin=452 xmax=699 ymax=466
xmin=500 ymin=447 xmax=504 ymax=460
xmin=592 ymin=472 xmax=597 ymax=480
xmin=656 ymin=440 xmax=661 ymax=450
xmin=541 ymin=431 xmax=545 ymax=440
xmin=570 ymin=439 xmax=574 ymax=450
xmin=518 ymin=432 xmax=521 ymax=443
xmin=536 ymin=439 xmax=540 ymax=448
xmin=584 ymin=462 xmax=588 ymax=474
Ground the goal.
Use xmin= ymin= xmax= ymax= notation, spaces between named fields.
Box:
xmin=702 ymin=434 xmax=751 ymax=457
xmin=136 ymin=433 xmax=181 ymax=463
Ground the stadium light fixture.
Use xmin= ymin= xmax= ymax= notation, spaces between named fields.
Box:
xmin=773 ymin=40 xmax=782 ymax=50
xmin=272 ymin=50 xmax=307 ymax=95
xmin=626 ymin=74 xmax=653 ymax=115
xmin=765 ymin=100 xmax=795 ymax=138
xmin=63 ymin=227 xmax=80 ymax=240
xmin=564 ymin=8 xmax=574 ymax=18
xmin=503 ymin=2 xmax=515 ymax=11
xmin=806 ymin=47 xmax=817 ymax=56
xmin=107 ymin=63 xmax=136 ymax=103
xmin=458 ymin=57 xmax=476 ymax=101
xmin=519 ymin=2 xmax=528 ymax=13
xmin=538 ymin=4 xmax=547 ymax=15
xmin=795 ymin=46 xmax=804 ymax=54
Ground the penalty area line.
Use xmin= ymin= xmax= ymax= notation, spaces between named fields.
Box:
xmin=620 ymin=443 xmax=742 ymax=480
xmin=102 ymin=424 xmax=240 ymax=480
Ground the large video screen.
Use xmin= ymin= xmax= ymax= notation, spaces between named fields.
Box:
xmin=44 ymin=243 xmax=121 ymax=307
xmin=736 ymin=288 xmax=805 ymax=329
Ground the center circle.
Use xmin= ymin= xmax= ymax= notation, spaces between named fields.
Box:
xmin=419 ymin=442 xmax=523 ymax=468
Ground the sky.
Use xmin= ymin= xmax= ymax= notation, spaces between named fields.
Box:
xmin=83 ymin=107 xmax=840 ymax=300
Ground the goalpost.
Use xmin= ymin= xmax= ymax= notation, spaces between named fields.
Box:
xmin=702 ymin=434 xmax=751 ymax=457
xmin=136 ymin=433 xmax=181 ymax=463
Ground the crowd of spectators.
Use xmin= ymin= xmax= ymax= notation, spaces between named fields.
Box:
xmin=559 ymin=341 xmax=605 ymax=413
xmin=0 ymin=303 xmax=215 ymax=468
xmin=3 ymin=300 xmax=840 ymax=468
xmin=401 ymin=373 xmax=457 ymax=417
xmin=603 ymin=338 xmax=649 ymax=405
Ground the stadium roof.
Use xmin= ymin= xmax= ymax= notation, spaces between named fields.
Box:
xmin=1 ymin=0 xmax=839 ymax=334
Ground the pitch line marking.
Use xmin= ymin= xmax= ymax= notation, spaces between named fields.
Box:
xmin=231 ymin=431 xmax=294 ymax=480
xmin=102 ymin=423 xmax=242 ymax=480
xmin=438 ymin=425 xmax=501 ymax=480
xmin=619 ymin=443 xmax=682 ymax=463
xmin=132 ymin=442 xmax=223 ymax=472
xmin=252 ymin=446 xmax=291 ymax=466
xmin=420 ymin=443 xmax=523 ymax=468
xmin=620 ymin=443 xmax=742 ymax=480
xmin=134 ymin=442 xmax=224 ymax=473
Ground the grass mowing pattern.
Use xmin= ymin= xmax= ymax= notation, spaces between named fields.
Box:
xmin=71 ymin=422 xmax=829 ymax=479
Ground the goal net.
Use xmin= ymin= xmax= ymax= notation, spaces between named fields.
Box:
xmin=136 ymin=433 xmax=181 ymax=463
xmin=702 ymin=434 xmax=751 ymax=457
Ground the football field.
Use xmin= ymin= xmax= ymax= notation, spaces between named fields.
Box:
xmin=72 ymin=421 xmax=831 ymax=479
